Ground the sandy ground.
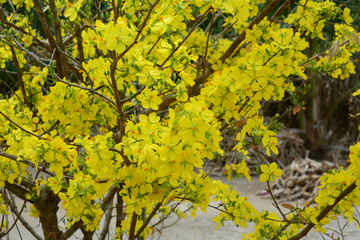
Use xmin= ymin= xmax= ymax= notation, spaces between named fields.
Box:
xmin=4 ymin=176 xmax=360 ymax=240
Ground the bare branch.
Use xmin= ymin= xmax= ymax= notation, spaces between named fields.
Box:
xmin=32 ymin=0 xmax=68 ymax=78
xmin=6 ymin=192 xmax=44 ymax=240
xmin=39 ymin=120 xmax=60 ymax=137
xmin=134 ymin=202 xmax=162 ymax=239
xmin=288 ymin=182 xmax=357 ymax=240
xmin=1 ymin=186 xmax=33 ymax=240
xmin=0 ymin=16 xmax=29 ymax=107
xmin=109 ymin=57 xmax=126 ymax=141
xmin=63 ymin=25 xmax=89 ymax=46
xmin=99 ymin=198 xmax=113 ymax=240
xmin=100 ymin=185 xmax=117 ymax=210
xmin=128 ymin=212 xmax=138 ymax=240
xmin=120 ymin=85 xmax=146 ymax=104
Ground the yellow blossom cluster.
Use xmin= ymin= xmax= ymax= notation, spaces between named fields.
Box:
xmin=0 ymin=0 xmax=359 ymax=239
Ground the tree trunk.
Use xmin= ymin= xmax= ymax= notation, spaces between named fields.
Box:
xmin=34 ymin=189 xmax=62 ymax=240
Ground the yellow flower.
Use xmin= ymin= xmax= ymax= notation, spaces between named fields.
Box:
xmin=343 ymin=8 xmax=353 ymax=25
xmin=47 ymin=177 xmax=62 ymax=194
xmin=259 ymin=162 xmax=283 ymax=182
xmin=353 ymin=89 xmax=360 ymax=96
xmin=29 ymin=205 xmax=40 ymax=219
xmin=138 ymin=89 xmax=162 ymax=110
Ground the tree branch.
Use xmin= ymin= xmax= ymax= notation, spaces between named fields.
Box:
xmin=144 ymin=0 xmax=284 ymax=115
xmin=159 ymin=7 xmax=211 ymax=68
xmin=60 ymin=221 xmax=81 ymax=240
xmin=0 ymin=190 xmax=30 ymax=238
xmin=0 ymin=110 xmax=44 ymax=140
xmin=6 ymin=192 xmax=44 ymax=240
xmin=115 ymin=0 xmax=160 ymax=61
xmin=288 ymin=182 xmax=357 ymax=240
xmin=128 ymin=212 xmax=138 ymax=240
xmin=99 ymin=198 xmax=113 ymax=240
xmin=134 ymin=202 xmax=162 ymax=239
xmin=9 ymin=45 xmax=29 ymax=107
xmin=3 ymin=182 xmax=30 ymax=203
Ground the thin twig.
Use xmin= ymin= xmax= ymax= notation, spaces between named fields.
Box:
xmin=7 ymin=34 xmax=117 ymax=108
xmin=250 ymin=134 xmax=289 ymax=222
xmin=300 ymin=40 xmax=350 ymax=66
xmin=202 ymin=10 xmax=215 ymax=83
xmin=159 ymin=7 xmax=212 ymax=69
xmin=340 ymin=83 xmax=360 ymax=125
xmin=0 ymin=110 xmax=44 ymax=140
xmin=214 ymin=19 xmax=238 ymax=43
xmin=205 ymin=10 xmax=222 ymax=34
xmin=117 ymin=0 xmax=160 ymax=60
xmin=269 ymin=0 xmax=293 ymax=23
xmin=1 ymin=194 xmax=28 ymax=238
xmin=6 ymin=192 xmax=43 ymax=240
xmin=39 ymin=120 xmax=59 ymax=137
xmin=8 ymin=43 xmax=29 ymax=107
xmin=109 ymin=148 xmax=132 ymax=166
xmin=120 ymin=86 xmax=146 ymax=104
xmin=146 ymin=36 xmax=161 ymax=56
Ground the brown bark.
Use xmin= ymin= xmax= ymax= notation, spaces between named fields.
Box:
xmin=80 ymin=224 xmax=94 ymax=240
xmin=34 ymin=189 xmax=62 ymax=240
